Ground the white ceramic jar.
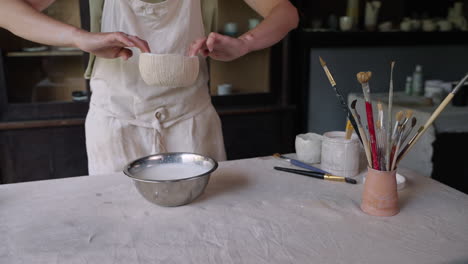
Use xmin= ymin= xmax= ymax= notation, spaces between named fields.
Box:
xmin=321 ymin=131 xmax=360 ymax=177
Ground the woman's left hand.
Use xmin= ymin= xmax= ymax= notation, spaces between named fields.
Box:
xmin=188 ymin=32 xmax=250 ymax=62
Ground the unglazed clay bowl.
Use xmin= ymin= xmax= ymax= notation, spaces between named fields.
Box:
xmin=139 ymin=53 xmax=199 ymax=87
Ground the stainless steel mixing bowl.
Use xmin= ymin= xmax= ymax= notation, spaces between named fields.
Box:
xmin=123 ymin=152 xmax=218 ymax=207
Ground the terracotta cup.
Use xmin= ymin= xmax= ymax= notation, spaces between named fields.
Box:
xmin=361 ymin=167 xmax=399 ymax=216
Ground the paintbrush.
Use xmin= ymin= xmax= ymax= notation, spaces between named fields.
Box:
xmin=390 ymin=129 xmax=403 ymax=171
xmin=376 ymin=101 xmax=387 ymax=170
xmin=319 ymin=56 xmax=363 ymax=144
xmin=273 ymin=153 xmax=328 ymax=174
xmin=350 ymin=100 xmax=373 ymax=167
xmin=397 ymin=73 xmax=468 ymax=165
xmin=386 ymin=61 xmax=395 ymax=172
xmin=345 ymin=119 xmax=354 ymax=139
xmin=388 ymin=111 xmax=404 ymax=170
xmin=357 ymin=71 xmax=380 ymax=170
xmin=401 ymin=110 xmax=413 ymax=128
xmin=274 ymin=166 xmax=357 ymax=184
xmin=400 ymin=117 xmax=417 ymax=145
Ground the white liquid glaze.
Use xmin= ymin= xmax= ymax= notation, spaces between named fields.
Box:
xmin=136 ymin=163 xmax=210 ymax=181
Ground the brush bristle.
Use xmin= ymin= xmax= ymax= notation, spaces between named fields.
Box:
xmin=391 ymin=61 xmax=395 ymax=68
xmin=345 ymin=177 xmax=357 ymax=184
xmin=273 ymin=153 xmax=281 ymax=158
xmin=396 ymin=111 xmax=404 ymax=122
xmin=319 ymin=56 xmax=326 ymax=67
xmin=406 ymin=110 xmax=413 ymax=119
xmin=411 ymin=117 xmax=417 ymax=126
xmin=377 ymin=101 xmax=383 ymax=111
xmin=351 ymin=99 xmax=357 ymax=109
xmin=357 ymin=71 xmax=372 ymax=84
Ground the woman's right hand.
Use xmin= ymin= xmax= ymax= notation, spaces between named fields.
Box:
xmin=73 ymin=29 xmax=151 ymax=60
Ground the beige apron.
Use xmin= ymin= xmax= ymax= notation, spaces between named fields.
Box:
xmin=85 ymin=0 xmax=226 ymax=175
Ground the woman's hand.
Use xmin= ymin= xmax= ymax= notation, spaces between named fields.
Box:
xmin=188 ymin=32 xmax=250 ymax=62
xmin=73 ymin=29 xmax=151 ymax=60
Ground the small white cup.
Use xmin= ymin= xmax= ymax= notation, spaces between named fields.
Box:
xmin=437 ymin=20 xmax=452 ymax=31
xmin=400 ymin=20 xmax=412 ymax=32
xmin=422 ymin=19 xmax=436 ymax=32
xmin=217 ymin=83 xmax=233 ymax=95
xmin=248 ymin=18 xmax=260 ymax=29
xmin=378 ymin=21 xmax=393 ymax=32
xmin=295 ymin=133 xmax=323 ymax=164
xmin=321 ymin=131 xmax=360 ymax=177
xmin=410 ymin=19 xmax=421 ymax=30
xmin=339 ymin=16 xmax=353 ymax=31
xmin=224 ymin=22 xmax=238 ymax=37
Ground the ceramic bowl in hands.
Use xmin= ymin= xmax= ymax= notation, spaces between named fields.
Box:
xmin=139 ymin=53 xmax=199 ymax=87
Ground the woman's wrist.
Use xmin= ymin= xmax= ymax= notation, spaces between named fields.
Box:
xmin=71 ymin=28 xmax=89 ymax=50
xmin=238 ymin=33 xmax=254 ymax=56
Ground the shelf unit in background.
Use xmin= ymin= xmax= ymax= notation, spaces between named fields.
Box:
xmin=209 ymin=0 xmax=269 ymax=96
xmin=6 ymin=50 xmax=84 ymax=57
xmin=0 ymin=0 xmax=297 ymax=184
xmin=0 ymin=0 xmax=90 ymax=121
xmin=0 ymin=0 xmax=91 ymax=184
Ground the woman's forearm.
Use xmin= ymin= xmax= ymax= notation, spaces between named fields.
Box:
xmin=240 ymin=0 xmax=298 ymax=53
xmin=0 ymin=0 xmax=82 ymax=47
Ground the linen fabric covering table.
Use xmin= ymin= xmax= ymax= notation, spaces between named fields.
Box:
xmin=1 ymin=157 xmax=468 ymax=264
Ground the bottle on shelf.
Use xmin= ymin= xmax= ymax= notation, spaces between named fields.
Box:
xmin=346 ymin=0 xmax=360 ymax=30
xmin=412 ymin=65 xmax=424 ymax=96
xmin=405 ymin=76 xmax=413 ymax=95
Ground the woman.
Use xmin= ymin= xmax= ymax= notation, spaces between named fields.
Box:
xmin=0 ymin=0 xmax=299 ymax=175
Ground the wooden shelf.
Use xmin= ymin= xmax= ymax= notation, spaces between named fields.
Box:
xmin=0 ymin=118 xmax=85 ymax=130
xmin=294 ymin=29 xmax=468 ymax=47
xmin=6 ymin=50 xmax=84 ymax=57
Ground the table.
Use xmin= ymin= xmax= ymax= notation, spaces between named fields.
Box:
xmin=1 ymin=157 xmax=468 ymax=264
xmin=348 ymin=92 xmax=468 ymax=178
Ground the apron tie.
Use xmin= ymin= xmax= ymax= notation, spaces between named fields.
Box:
xmin=151 ymin=119 xmax=166 ymax=154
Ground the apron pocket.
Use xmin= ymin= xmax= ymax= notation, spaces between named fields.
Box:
xmin=130 ymin=0 xmax=174 ymax=20
xmin=109 ymin=96 xmax=137 ymax=119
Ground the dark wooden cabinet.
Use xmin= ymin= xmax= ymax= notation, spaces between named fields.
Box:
xmin=0 ymin=0 xmax=92 ymax=183
xmin=0 ymin=125 xmax=88 ymax=184
xmin=0 ymin=1 xmax=297 ymax=184
xmin=219 ymin=106 xmax=296 ymax=160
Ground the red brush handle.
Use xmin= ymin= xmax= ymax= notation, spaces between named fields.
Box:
xmin=365 ymin=102 xmax=380 ymax=170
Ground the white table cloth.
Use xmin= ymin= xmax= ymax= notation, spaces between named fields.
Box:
xmin=1 ymin=156 xmax=468 ymax=264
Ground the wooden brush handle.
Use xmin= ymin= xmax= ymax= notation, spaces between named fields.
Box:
xmin=350 ymin=109 xmax=373 ymax=167
xmin=345 ymin=119 xmax=353 ymax=139
xmin=398 ymin=94 xmax=454 ymax=164
xmin=358 ymin=126 xmax=373 ymax=167
xmin=366 ymin=102 xmax=380 ymax=170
